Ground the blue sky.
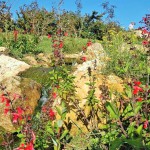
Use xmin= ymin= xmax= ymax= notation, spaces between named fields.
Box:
xmin=7 ymin=0 xmax=150 ymax=29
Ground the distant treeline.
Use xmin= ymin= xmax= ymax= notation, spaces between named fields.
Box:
xmin=0 ymin=0 xmax=123 ymax=40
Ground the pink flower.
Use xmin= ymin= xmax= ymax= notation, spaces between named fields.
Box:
xmin=64 ymin=32 xmax=68 ymax=36
xmin=41 ymin=106 xmax=47 ymax=113
xmin=49 ymin=109 xmax=55 ymax=120
xmin=59 ymin=42 xmax=64 ymax=49
xmin=142 ymin=40 xmax=149 ymax=46
xmin=13 ymin=93 xmax=21 ymax=100
xmin=52 ymin=92 xmax=57 ymax=99
xmin=143 ymin=120 xmax=149 ymax=129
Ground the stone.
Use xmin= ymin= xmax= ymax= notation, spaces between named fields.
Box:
xmin=0 ymin=54 xmax=30 ymax=82
xmin=74 ymin=43 xmax=108 ymax=75
xmin=0 ymin=76 xmax=41 ymax=132
xmin=23 ymin=53 xmax=51 ymax=67
xmin=0 ymin=47 xmax=8 ymax=53
xmin=23 ymin=55 xmax=38 ymax=66
xmin=55 ymin=43 xmax=123 ymax=135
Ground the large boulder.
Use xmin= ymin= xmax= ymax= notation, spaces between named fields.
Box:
xmin=0 ymin=55 xmax=41 ymax=132
xmin=23 ymin=53 xmax=52 ymax=67
xmin=0 ymin=47 xmax=8 ymax=54
xmin=74 ymin=43 xmax=109 ymax=74
xmin=0 ymin=76 xmax=41 ymax=132
xmin=60 ymin=43 xmax=124 ymax=135
xmin=0 ymin=54 xmax=30 ymax=82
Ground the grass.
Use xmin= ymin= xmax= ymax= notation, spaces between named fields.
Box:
xmin=0 ymin=32 xmax=94 ymax=56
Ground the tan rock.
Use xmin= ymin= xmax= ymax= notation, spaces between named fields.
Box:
xmin=0 ymin=47 xmax=8 ymax=53
xmin=23 ymin=55 xmax=38 ymax=66
xmin=0 ymin=54 xmax=30 ymax=82
xmin=0 ymin=76 xmax=41 ymax=132
xmin=23 ymin=53 xmax=52 ymax=67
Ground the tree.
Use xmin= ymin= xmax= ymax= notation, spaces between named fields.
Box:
xmin=0 ymin=1 xmax=13 ymax=31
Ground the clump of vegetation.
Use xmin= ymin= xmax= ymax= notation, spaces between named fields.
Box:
xmin=0 ymin=0 xmax=150 ymax=150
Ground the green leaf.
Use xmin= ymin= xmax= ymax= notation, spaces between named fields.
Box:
xmin=56 ymin=107 xmax=61 ymax=116
xmin=134 ymin=102 xmax=142 ymax=114
xmin=46 ymin=126 xmax=54 ymax=135
xmin=127 ymin=122 xmax=136 ymax=136
xmin=57 ymin=120 xmax=63 ymax=128
xmin=110 ymin=138 xmax=123 ymax=150
xmin=147 ymin=67 xmax=150 ymax=74
xmin=51 ymin=137 xmax=57 ymax=146
xmin=122 ymin=104 xmax=134 ymax=117
xmin=17 ymin=133 xmax=25 ymax=138
xmin=105 ymin=101 xmax=119 ymax=119
xmin=125 ymin=85 xmax=132 ymax=98
xmin=136 ymin=125 xmax=143 ymax=136
xmin=60 ymin=130 xmax=69 ymax=140
xmin=124 ymin=138 xmax=143 ymax=149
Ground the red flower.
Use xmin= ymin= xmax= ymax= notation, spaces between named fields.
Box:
xmin=12 ymin=113 xmax=20 ymax=123
xmin=59 ymin=42 xmax=64 ymax=49
xmin=16 ymin=143 xmax=25 ymax=150
xmin=143 ymin=17 xmax=148 ymax=22
xmin=136 ymin=97 xmax=142 ymax=102
xmin=142 ymin=40 xmax=149 ymax=46
xmin=47 ymin=34 xmax=51 ymax=38
xmin=142 ymin=29 xmax=149 ymax=34
xmin=17 ymin=107 xmax=24 ymax=115
xmin=31 ymin=131 xmax=36 ymax=143
xmin=41 ymin=106 xmax=47 ymax=113
xmin=53 ymin=44 xmax=58 ymax=48
xmin=133 ymin=86 xmax=143 ymax=95
xmin=52 ymin=92 xmax=57 ymax=99
xmin=55 ymin=84 xmax=60 ymax=89
xmin=0 ymin=94 xmax=6 ymax=103
xmin=81 ymin=56 xmax=87 ymax=62
xmin=143 ymin=120 xmax=149 ymax=129
xmin=4 ymin=108 xmax=10 ymax=115
xmin=64 ymin=32 xmax=68 ymax=36
xmin=5 ymin=99 xmax=10 ymax=107
xmin=13 ymin=30 xmax=18 ymax=42
xmin=82 ymin=46 xmax=87 ymax=51
xmin=87 ymin=41 xmax=92 ymax=47
xmin=13 ymin=93 xmax=21 ymax=100
xmin=49 ymin=109 xmax=55 ymax=120
xmin=134 ymin=81 xmax=141 ymax=86
xmin=57 ymin=29 xmax=62 ymax=35
xmin=27 ymin=116 xmax=31 ymax=121
xmin=24 ymin=142 xmax=34 ymax=150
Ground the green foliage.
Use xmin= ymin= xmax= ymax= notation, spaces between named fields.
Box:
xmin=102 ymin=30 xmax=147 ymax=79
xmin=6 ymin=34 xmax=41 ymax=58
xmin=63 ymin=37 xmax=88 ymax=53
